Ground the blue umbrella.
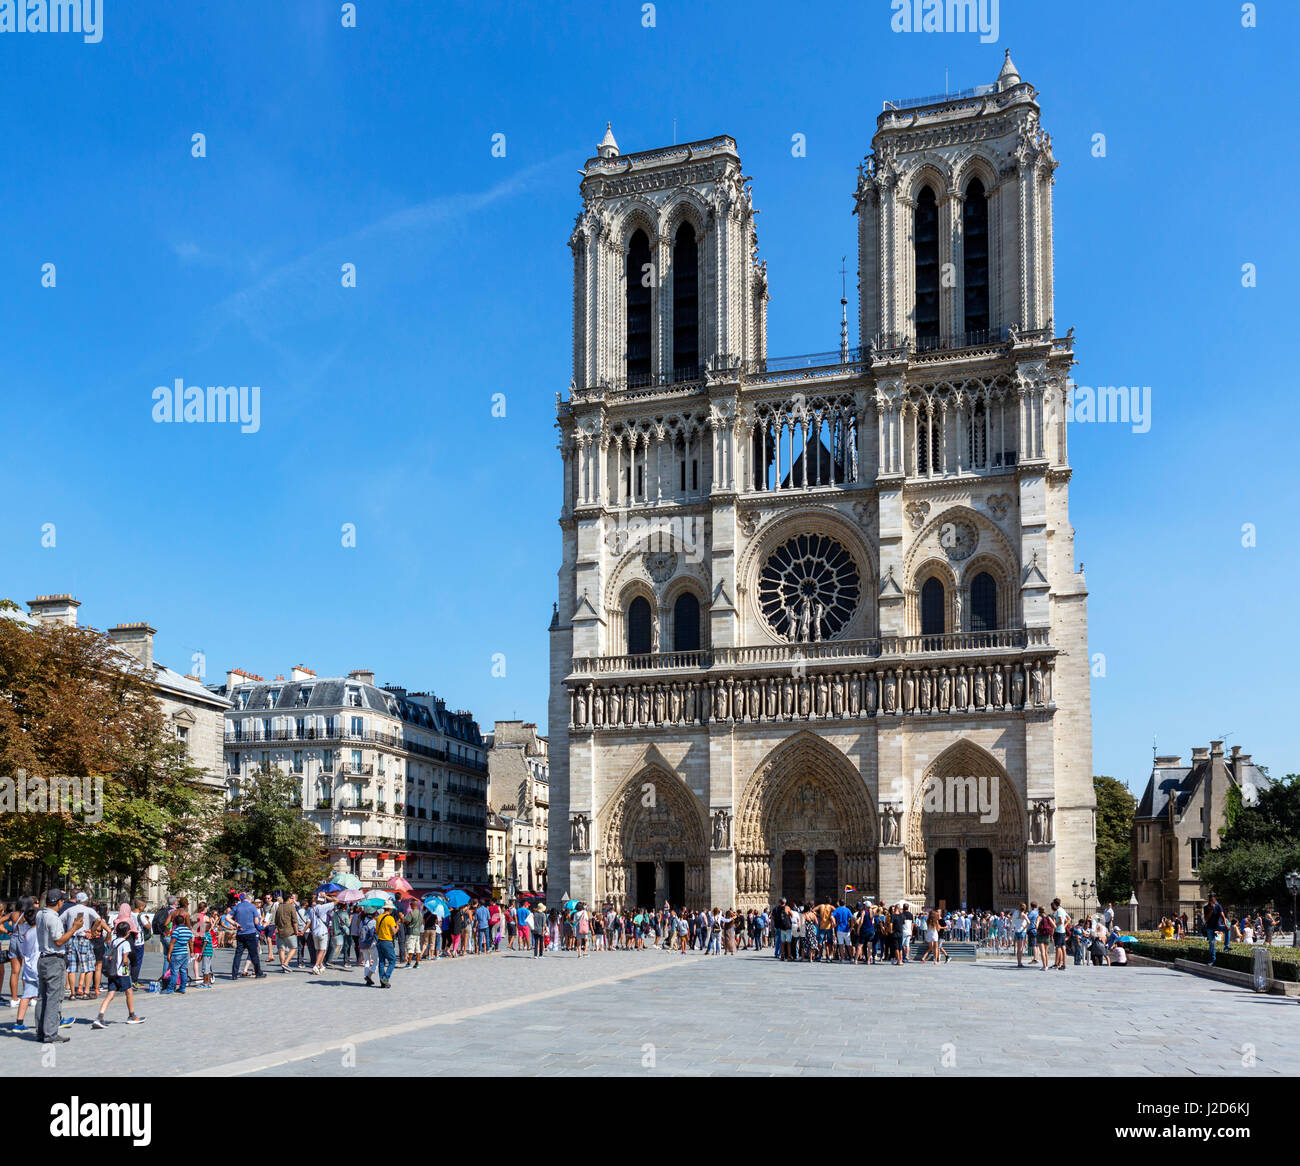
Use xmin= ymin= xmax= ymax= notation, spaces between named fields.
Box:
xmin=445 ymin=889 xmax=470 ymax=908
xmin=317 ymin=882 xmax=343 ymax=895
xmin=423 ymin=894 xmax=450 ymax=917
xmin=564 ymin=899 xmax=579 ymax=911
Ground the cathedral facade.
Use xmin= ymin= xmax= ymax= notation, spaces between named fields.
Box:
xmin=548 ymin=54 xmax=1096 ymax=914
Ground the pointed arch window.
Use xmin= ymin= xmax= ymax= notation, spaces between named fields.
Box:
xmin=963 ymin=178 xmax=990 ymax=338
xmin=914 ymin=185 xmax=940 ymax=343
xmin=920 ymin=576 xmax=945 ymax=638
xmin=672 ymin=592 xmax=700 ymax=652
xmin=627 ymin=596 xmax=652 ymax=656
xmin=626 ymin=229 xmax=652 ymax=386
xmin=970 ymin=572 xmax=998 ymax=633
xmin=672 ymin=222 xmax=698 ymax=381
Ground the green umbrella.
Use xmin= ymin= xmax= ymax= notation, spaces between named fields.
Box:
xmin=335 ymin=873 xmax=362 ymax=891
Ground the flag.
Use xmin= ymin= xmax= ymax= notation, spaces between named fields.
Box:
xmin=844 ymin=884 xmax=856 ymax=893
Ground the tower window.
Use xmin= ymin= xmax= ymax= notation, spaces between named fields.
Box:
xmin=914 ymin=186 xmax=940 ymax=343
xmin=920 ymin=577 xmax=945 ymax=637
xmin=672 ymin=222 xmax=698 ymax=380
xmin=627 ymin=596 xmax=652 ymax=656
xmin=969 ymin=571 xmax=997 ymax=632
xmin=963 ymin=178 xmax=990 ymax=337
xmin=673 ymin=593 xmax=701 ymax=652
xmin=626 ymin=229 xmax=652 ymax=386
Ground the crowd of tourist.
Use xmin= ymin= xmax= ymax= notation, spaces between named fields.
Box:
xmin=1 ymin=884 xmax=1293 ymax=1044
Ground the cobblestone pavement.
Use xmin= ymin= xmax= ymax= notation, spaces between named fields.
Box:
xmin=3 ymin=947 xmax=1297 ymax=1077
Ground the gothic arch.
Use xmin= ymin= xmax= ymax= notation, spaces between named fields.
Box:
xmin=904 ymin=158 xmax=951 ymax=205
xmin=951 ymin=151 xmax=999 ymax=200
xmin=907 ymin=556 xmax=958 ymax=636
xmin=959 ymin=552 xmax=1016 ymax=630
xmin=597 ymin=765 xmax=709 ymax=909
xmin=734 ymin=731 xmax=878 ymax=908
xmin=904 ymin=739 xmax=1025 ymax=908
xmin=904 ymin=505 xmax=1018 ymax=588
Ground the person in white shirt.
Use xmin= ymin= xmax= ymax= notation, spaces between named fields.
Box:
xmin=60 ymin=892 xmax=99 ymax=999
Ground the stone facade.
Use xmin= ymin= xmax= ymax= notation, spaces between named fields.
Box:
xmin=1131 ymin=741 xmax=1273 ymax=926
xmin=549 ymin=57 xmax=1096 ymax=914
xmin=485 ymin=719 xmax=550 ymax=894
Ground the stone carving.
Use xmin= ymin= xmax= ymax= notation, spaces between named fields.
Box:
xmin=711 ymin=808 xmax=732 ymax=851
xmin=986 ymin=493 xmax=1012 ymax=519
xmin=905 ymin=500 xmax=931 ymax=530
xmin=940 ymin=519 xmax=978 ymax=562
xmin=570 ymin=813 xmax=590 ymax=854
xmin=643 ymin=551 xmax=678 ymax=583
xmin=991 ymin=667 xmax=1004 ymax=708
xmin=737 ymin=508 xmax=760 ymax=538
xmin=1029 ymin=799 xmax=1055 ymax=845
xmin=881 ymin=805 xmax=901 ymax=847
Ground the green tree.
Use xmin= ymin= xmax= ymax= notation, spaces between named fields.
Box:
xmin=1199 ymin=774 xmax=1300 ymax=908
xmin=198 ymin=768 xmax=327 ymax=901
xmin=1093 ymin=775 xmax=1136 ymax=905
xmin=0 ymin=606 xmax=219 ymax=898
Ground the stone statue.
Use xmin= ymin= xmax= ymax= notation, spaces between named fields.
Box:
xmin=711 ymin=809 xmax=731 ymax=851
xmin=609 ymin=686 xmax=622 ymax=724
xmin=973 ymin=669 xmax=986 ymax=708
xmin=881 ymin=805 xmax=900 ymax=846
xmin=669 ymin=684 xmax=681 ymax=723
xmin=653 ymin=686 xmax=665 ymax=724
xmin=570 ymin=814 xmax=589 ymax=853
xmin=815 ymin=674 xmax=829 ymax=717
xmin=593 ymin=689 xmax=605 ymax=726
xmin=1030 ymin=801 xmax=1045 ymax=845
xmin=575 ymin=690 xmax=588 ymax=726
xmin=799 ymin=596 xmax=812 ymax=643
xmin=831 ymin=674 xmax=844 ymax=717
xmin=919 ymin=671 xmax=932 ymax=712
xmin=813 ymin=600 xmax=824 ymax=642
xmin=1031 ymin=662 xmax=1044 ymax=706
xmin=685 ymin=683 xmax=697 ymax=722
xmin=715 ymin=679 xmax=730 ymax=720
xmin=902 ymin=671 xmax=915 ymax=713
xmin=1012 ymin=670 xmax=1025 ymax=708
xmin=785 ymin=603 xmax=799 ymax=643
xmin=637 ymin=686 xmax=650 ymax=724
xmin=939 ymin=670 xmax=951 ymax=711
xmin=866 ymin=672 xmax=878 ymax=716
xmin=991 ymin=667 xmax=1004 ymax=708
xmin=849 ymin=673 xmax=861 ymax=715
xmin=798 ymin=679 xmax=811 ymax=718
xmin=883 ymin=671 xmax=897 ymax=713
xmin=781 ymin=676 xmax=795 ymax=718
xmin=955 ymin=667 xmax=968 ymax=710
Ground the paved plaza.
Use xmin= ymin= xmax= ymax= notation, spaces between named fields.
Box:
xmin=4 ymin=947 xmax=1299 ymax=1078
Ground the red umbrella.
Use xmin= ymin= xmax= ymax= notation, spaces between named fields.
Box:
xmin=387 ymin=876 xmax=413 ymax=892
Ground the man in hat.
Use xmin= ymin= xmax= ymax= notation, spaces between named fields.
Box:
xmin=35 ymin=889 xmax=81 ymax=1043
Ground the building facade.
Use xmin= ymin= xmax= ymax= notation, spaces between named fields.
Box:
xmin=1131 ymin=741 xmax=1272 ymax=926
xmin=549 ymin=56 xmax=1096 ymax=913
xmin=213 ymin=668 xmax=489 ymax=893
xmin=485 ymin=719 xmax=550 ymax=895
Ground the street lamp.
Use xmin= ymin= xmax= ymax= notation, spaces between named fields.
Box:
xmin=1285 ymin=871 xmax=1300 ymax=949
xmin=1072 ymin=878 xmax=1096 ymax=921
xmin=1128 ymin=892 xmax=1138 ymax=934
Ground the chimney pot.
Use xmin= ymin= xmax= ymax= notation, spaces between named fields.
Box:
xmin=107 ymin=622 xmax=157 ymax=672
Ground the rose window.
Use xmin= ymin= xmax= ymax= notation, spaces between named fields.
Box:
xmin=758 ymin=534 xmax=860 ymax=642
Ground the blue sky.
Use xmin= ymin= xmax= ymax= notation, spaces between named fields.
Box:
xmin=2 ymin=1 xmax=1296 ymax=792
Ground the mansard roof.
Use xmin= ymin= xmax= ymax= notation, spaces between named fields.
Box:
xmin=1135 ymin=753 xmax=1273 ymax=820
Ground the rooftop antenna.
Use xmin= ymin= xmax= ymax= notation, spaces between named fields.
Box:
xmin=673 ymin=117 xmax=677 ymax=145
xmin=945 ymin=66 xmax=949 ymax=96
xmin=838 ymin=256 xmax=849 ymax=363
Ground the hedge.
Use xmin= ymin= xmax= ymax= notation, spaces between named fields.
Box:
xmin=1128 ymin=937 xmax=1300 ymax=983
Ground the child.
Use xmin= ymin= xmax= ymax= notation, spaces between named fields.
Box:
xmin=199 ymin=921 xmax=215 ymax=987
xmin=162 ymin=911 xmax=193 ymax=994
xmin=91 ymin=922 xmax=145 ymax=1028
xmin=10 ymin=902 xmax=39 ymax=1032
xmin=359 ymin=911 xmax=378 ymax=986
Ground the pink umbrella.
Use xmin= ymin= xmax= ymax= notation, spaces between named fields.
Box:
xmin=387 ymin=876 xmax=413 ymax=892
xmin=335 ymin=888 xmax=366 ymax=903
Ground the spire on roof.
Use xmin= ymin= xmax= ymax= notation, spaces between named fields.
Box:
xmin=597 ymin=121 xmax=620 ymax=159
xmin=996 ymin=49 xmax=1021 ymax=92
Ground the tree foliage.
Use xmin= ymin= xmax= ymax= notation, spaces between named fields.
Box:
xmin=1093 ymin=775 xmax=1136 ymax=905
xmin=1199 ymin=775 xmax=1300 ymax=909
xmin=0 ymin=610 xmax=218 ymax=897
xmin=196 ymin=768 xmax=327 ymax=902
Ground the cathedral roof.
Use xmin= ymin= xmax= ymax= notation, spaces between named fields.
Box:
xmin=997 ymin=49 xmax=1021 ymax=91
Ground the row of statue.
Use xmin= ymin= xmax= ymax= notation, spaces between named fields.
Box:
xmin=570 ymin=659 xmax=1054 ymax=729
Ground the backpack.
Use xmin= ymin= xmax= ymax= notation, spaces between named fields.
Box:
xmin=1037 ymin=914 xmax=1053 ymax=936
xmin=152 ymin=908 xmax=169 ymax=938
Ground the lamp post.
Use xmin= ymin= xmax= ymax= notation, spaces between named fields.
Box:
xmin=1286 ymin=870 xmax=1300 ymax=948
xmin=1128 ymin=892 xmax=1138 ymax=933
xmin=1072 ymin=878 xmax=1095 ymax=922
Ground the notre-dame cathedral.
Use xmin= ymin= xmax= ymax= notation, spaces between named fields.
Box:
xmin=548 ymin=53 xmax=1096 ymax=914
